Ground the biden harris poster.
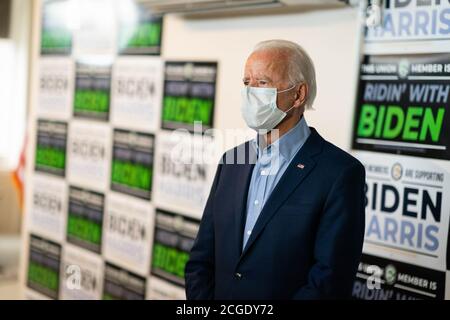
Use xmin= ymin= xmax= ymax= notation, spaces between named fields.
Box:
xmin=352 ymin=1 xmax=450 ymax=300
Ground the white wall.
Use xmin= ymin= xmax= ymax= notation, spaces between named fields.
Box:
xmin=0 ymin=39 xmax=15 ymax=168
xmin=0 ymin=0 xmax=31 ymax=235
xmin=162 ymin=7 xmax=361 ymax=151
xmin=0 ymin=0 xmax=31 ymax=169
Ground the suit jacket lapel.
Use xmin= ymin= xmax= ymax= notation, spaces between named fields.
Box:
xmin=232 ymin=141 xmax=257 ymax=259
xmin=239 ymin=128 xmax=324 ymax=260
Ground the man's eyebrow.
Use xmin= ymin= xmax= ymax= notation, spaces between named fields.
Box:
xmin=256 ymin=76 xmax=272 ymax=81
xmin=242 ymin=75 xmax=273 ymax=81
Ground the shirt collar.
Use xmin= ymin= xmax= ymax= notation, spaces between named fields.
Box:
xmin=251 ymin=116 xmax=311 ymax=161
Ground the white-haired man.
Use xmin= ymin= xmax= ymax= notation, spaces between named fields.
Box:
xmin=185 ymin=39 xmax=366 ymax=300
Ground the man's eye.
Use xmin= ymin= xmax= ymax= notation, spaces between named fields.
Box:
xmin=258 ymin=80 xmax=268 ymax=86
xmin=243 ymin=81 xmax=249 ymax=86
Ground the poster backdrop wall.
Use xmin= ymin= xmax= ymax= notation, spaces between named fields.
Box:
xmin=21 ymin=0 xmax=219 ymax=300
xmin=351 ymin=1 xmax=450 ymax=300
xmin=21 ymin=0 xmax=364 ymax=300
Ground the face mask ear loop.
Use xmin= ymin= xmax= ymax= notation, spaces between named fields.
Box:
xmin=284 ymin=104 xmax=296 ymax=114
xmin=277 ymin=84 xmax=297 ymax=94
xmin=278 ymin=84 xmax=298 ymax=114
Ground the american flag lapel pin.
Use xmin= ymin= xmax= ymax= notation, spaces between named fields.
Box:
xmin=297 ymin=163 xmax=305 ymax=169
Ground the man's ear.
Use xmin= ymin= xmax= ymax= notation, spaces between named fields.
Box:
xmin=294 ymin=83 xmax=308 ymax=108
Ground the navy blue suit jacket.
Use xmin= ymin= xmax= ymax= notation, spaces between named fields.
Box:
xmin=185 ymin=127 xmax=366 ymax=300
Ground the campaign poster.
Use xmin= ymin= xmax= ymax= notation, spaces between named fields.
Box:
xmin=353 ymin=253 xmax=446 ymax=300
xmin=147 ymin=276 xmax=186 ymax=300
xmin=110 ymin=129 xmax=155 ymax=200
xmin=150 ymin=209 xmax=200 ymax=290
xmin=153 ymin=130 xmax=216 ymax=218
xmin=118 ymin=4 xmax=163 ymax=56
xmin=110 ymin=57 xmax=163 ymax=132
xmin=67 ymin=121 xmax=111 ymax=192
xmin=103 ymin=192 xmax=154 ymax=276
xmin=102 ymin=262 xmax=146 ymax=300
xmin=26 ymin=234 xmax=62 ymax=300
xmin=365 ymin=2 xmax=450 ymax=44
xmin=355 ymin=151 xmax=450 ymax=272
xmin=74 ymin=58 xmax=112 ymax=121
xmin=60 ymin=244 xmax=103 ymax=300
xmin=35 ymin=120 xmax=67 ymax=177
xmin=40 ymin=0 xmax=72 ymax=55
xmin=72 ymin=0 xmax=117 ymax=56
xmin=66 ymin=186 xmax=105 ymax=254
xmin=29 ymin=173 xmax=67 ymax=242
xmin=37 ymin=57 xmax=74 ymax=120
xmin=352 ymin=53 xmax=450 ymax=160
xmin=162 ymin=61 xmax=217 ymax=133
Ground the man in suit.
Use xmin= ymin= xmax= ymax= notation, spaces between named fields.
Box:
xmin=185 ymin=39 xmax=366 ymax=300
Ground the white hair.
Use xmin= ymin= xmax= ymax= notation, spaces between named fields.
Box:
xmin=253 ymin=39 xmax=317 ymax=110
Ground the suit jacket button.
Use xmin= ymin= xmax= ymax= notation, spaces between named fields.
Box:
xmin=235 ymin=272 xmax=242 ymax=279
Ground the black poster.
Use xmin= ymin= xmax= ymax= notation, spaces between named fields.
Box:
xmin=74 ymin=61 xmax=112 ymax=121
xmin=352 ymin=53 xmax=450 ymax=160
xmin=150 ymin=209 xmax=200 ymax=288
xmin=111 ymin=129 xmax=155 ymax=200
xmin=353 ymin=254 xmax=446 ymax=300
xmin=35 ymin=120 xmax=67 ymax=177
xmin=27 ymin=234 xmax=62 ymax=299
xmin=67 ymin=186 xmax=104 ymax=254
xmin=118 ymin=4 xmax=163 ymax=56
xmin=41 ymin=0 xmax=72 ymax=55
xmin=103 ymin=262 xmax=146 ymax=300
xmin=162 ymin=61 xmax=217 ymax=133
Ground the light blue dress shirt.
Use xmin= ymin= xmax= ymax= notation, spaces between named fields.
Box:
xmin=242 ymin=116 xmax=311 ymax=251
